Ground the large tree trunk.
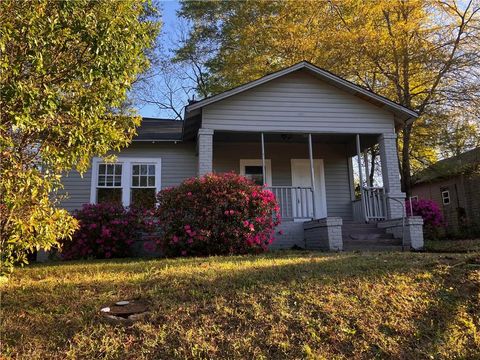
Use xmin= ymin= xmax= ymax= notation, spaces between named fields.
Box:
xmin=401 ymin=122 xmax=413 ymax=197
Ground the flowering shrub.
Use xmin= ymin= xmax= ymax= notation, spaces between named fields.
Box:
xmin=155 ymin=172 xmax=280 ymax=257
xmin=61 ymin=203 xmax=158 ymax=260
xmin=406 ymin=199 xmax=444 ymax=228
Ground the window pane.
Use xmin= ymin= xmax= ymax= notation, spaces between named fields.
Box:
xmin=97 ymin=188 xmax=122 ymax=204
xmin=99 ymin=164 xmax=106 ymax=175
xmin=244 ymin=166 xmax=263 ymax=185
xmin=114 ymin=176 xmax=122 ymax=186
xmin=140 ymin=165 xmax=147 ymax=175
xmin=131 ymin=188 xmax=156 ymax=209
xmin=131 ymin=176 xmax=138 ymax=186
xmin=106 ymin=176 xmax=114 ymax=186
xmin=245 ymin=166 xmax=263 ymax=175
xmin=133 ymin=165 xmax=139 ymax=175
xmin=98 ymin=175 xmax=105 ymax=186
xmin=114 ymin=164 xmax=122 ymax=176
xmin=106 ymin=164 xmax=114 ymax=175
xmin=140 ymin=176 xmax=147 ymax=187
xmin=148 ymin=165 xmax=155 ymax=175
xmin=148 ymin=176 xmax=155 ymax=187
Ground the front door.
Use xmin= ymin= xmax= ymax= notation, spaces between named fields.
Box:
xmin=291 ymin=159 xmax=327 ymax=219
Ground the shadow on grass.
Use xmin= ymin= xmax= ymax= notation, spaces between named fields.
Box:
xmin=3 ymin=252 xmax=478 ymax=359
xmin=395 ymin=257 xmax=480 ymax=359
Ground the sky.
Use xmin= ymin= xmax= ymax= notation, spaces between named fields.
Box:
xmin=137 ymin=0 xmax=183 ymax=119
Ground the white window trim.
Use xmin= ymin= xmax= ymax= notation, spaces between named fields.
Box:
xmin=90 ymin=157 xmax=161 ymax=206
xmin=441 ymin=190 xmax=450 ymax=205
xmin=239 ymin=159 xmax=272 ymax=186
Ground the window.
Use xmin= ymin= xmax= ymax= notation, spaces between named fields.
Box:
xmin=240 ymin=159 xmax=272 ymax=186
xmin=441 ymin=190 xmax=450 ymax=205
xmin=96 ymin=163 xmax=123 ymax=204
xmin=244 ymin=165 xmax=264 ymax=185
xmin=131 ymin=164 xmax=156 ymax=209
xmin=91 ymin=158 xmax=161 ymax=208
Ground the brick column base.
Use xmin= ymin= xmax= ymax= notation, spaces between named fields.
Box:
xmin=304 ymin=217 xmax=343 ymax=251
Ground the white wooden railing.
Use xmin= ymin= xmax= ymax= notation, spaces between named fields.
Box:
xmin=268 ymin=186 xmax=314 ymax=220
xmin=352 ymin=198 xmax=364 ymax=222
xmin=352 ymin=187 xmax=387 ymax=222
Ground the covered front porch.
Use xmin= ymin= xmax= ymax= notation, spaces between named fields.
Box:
xmin=196 ymin=129 xmax=423 ymax=250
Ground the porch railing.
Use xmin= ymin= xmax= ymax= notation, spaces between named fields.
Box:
xmin=352 ymin=187 xmax=387 ymax=222
xmin=268 ymin=186 xmax=314 ymax=220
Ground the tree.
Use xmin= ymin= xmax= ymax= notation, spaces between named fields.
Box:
xmin=176 ymin=0 xmax=480 ymax=195
xmin=0 ymin=0 xmax=160 ymax=274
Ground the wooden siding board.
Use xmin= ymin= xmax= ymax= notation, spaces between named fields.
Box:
xmin=202 ymin=71 xmax=395 ymax=134
xmin=59 ymin=142 xmax=197 ymax=212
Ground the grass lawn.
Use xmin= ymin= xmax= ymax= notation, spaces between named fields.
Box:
xmin=425 ymin=238 xmax=480 ymax=253
xmin=1 ymin=251 xmax=479 ymax=359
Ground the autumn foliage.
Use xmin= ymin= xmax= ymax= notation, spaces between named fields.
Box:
xmin=155 ymin=173 xmax=280 ymax=257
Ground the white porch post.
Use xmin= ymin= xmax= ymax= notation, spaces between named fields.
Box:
xmin=356 ymin=134 xmax=368 ymax=222
xmin=363 ymin=149 xmax=371 ymax=188
xmin=197 ymin=128 xmax=214 ymax=176
xmin=261 ymin=132 xmax=266 ymax=185
xmin=378 ymin=133 xmax=405 ymax=219
xmin=308 ymin=133 xmax=317 ymax=218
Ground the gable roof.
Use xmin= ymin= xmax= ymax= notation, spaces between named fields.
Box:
xmin=134 ymin=118 xmax=183 ymax=141
xmin=185 ymin=61 xmax=418 ymax=122
xmin=413 ymin=147 xmax=480 ymax=184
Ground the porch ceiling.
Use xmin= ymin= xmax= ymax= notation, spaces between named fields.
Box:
xmin=213 ymin=131 xmax=379 ymax=155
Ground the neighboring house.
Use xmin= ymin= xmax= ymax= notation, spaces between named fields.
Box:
xmin=61 ymin=61 xmax=424 ymax=251
xmin=412 ymin=147 xmax=480 ymax=234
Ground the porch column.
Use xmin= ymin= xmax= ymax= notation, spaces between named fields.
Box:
xmin=308 ymin=133 xmax=317 ymax=218
xmin=378 ymin=133 xmax=405 ymax=219
xmin=261 ymin=132 xmax=266 ymax=185
xmin=356 ymin=134 xmax=368 ymax=222
xmin=197 ymin=128 xmax=214 ymax=176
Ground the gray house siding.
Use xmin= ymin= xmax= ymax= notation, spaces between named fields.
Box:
xmin=59 ymin=142 xmax=197 ymax=212
xmin=202 ymin=70 xmax=395 ymax=134
xmin=213 ymin=141 xmax=353 ymax=220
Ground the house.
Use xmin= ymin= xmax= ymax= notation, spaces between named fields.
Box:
xmin=60 ymin=61 xmax=424 ymax=251
xmin=411 ymin=147 xmax=480 ymax=235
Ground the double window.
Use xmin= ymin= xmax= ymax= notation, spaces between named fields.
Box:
xmin=91 ymin=158 xmax=161 ymax=209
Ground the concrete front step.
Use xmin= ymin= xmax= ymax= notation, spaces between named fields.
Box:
xmin=343 ymin=245 xmax=405 ymax=252
xmin=344 ymin=238 xmax=404 ymax=251
xmin=344 ymin=238 xmax=402 ymax=246
xmin=344 ymin=232 xmax=395 ymax=241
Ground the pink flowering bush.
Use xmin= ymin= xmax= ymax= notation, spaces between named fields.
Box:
xmin=155 ymin=172 xmax=281 ymax=257
xmin=61 ymin=203 xmax=158 ymax=260
xmin=406 ymin=199 xmax=444 ymax=228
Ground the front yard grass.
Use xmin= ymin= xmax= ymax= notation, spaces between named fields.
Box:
xmin=425 ymin=238 xmax=480 ymax=253
xmin=1 ymin=251 xmax=479 ymax=359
